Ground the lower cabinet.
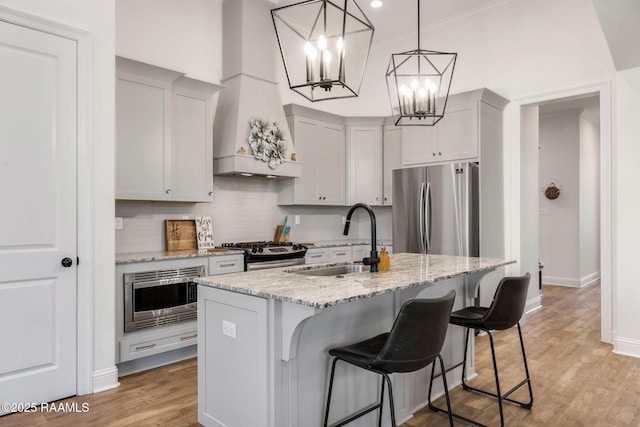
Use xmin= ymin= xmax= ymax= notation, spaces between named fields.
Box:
xmin=305 ymin=245 xmax=374 ymax=264
xmin=115 ymin=254 xmax=244 ymax=373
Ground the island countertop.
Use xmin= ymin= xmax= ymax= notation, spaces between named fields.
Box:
xmin=195 ymin=253 xmax=514 ymax=308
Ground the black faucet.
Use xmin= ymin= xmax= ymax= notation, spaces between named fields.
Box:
xmin=343 ymin=203 xmax=379 ymax=272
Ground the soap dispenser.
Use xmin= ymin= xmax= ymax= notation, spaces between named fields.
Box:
xmin=378 ymin=247 xmax=390 ymax=271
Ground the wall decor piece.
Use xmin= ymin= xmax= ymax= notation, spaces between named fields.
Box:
xmin=248 ymin=117 xmax=287 ymax=169
xmin=195 ymin=216 xmax=215 ymax=250
xmin=544 ymin=183 xmax=561 ymax=200
xmin=165 ymin=219 xmax=197 ymax=251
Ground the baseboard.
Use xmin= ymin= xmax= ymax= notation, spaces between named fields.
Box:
xmin=542 ymin=271 xmax=601 ymax=288
xmin=117 ymin=345 xmax=197 ymax=377
xmin=613 ymin=336 xmax=640 ymax=359
xmin=525 ymin=294 xmax=542 ymax=319
xmin=92 ymin=366 xmax=120 ymax=393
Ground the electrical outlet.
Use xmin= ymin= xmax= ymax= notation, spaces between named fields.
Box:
xmin=222 ymin=320 xmax=236 ymax=338
xmin=115 ymin=217 xmax=123 ymax=230
xmin=295 ymin=215 xmax=300 ymax=225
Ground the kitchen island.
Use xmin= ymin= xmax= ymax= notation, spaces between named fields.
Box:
xmin=196 ymin=253 xmax=514 ymax=427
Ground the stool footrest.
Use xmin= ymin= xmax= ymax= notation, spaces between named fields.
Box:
xmin=329 ymin=401 xmax=383 ymax=427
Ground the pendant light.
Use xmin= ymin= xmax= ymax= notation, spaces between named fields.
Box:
xmin=386 ymin=0 xmax=456 ymax=125
xmin=272 ymin=0 xmax=375 ymax=102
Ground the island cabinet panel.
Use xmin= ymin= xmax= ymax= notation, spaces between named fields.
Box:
xmin=280 ymin=104 xmax=346 ymax=205
xmin=198 ymin=288 xmax=268 ymax=427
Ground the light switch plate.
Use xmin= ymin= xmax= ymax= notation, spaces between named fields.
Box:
xmin=295 ymin=215 xmax=300 ymax=225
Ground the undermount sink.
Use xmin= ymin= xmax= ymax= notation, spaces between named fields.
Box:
xmin=287 ymin=263 xmax=369 ymax=277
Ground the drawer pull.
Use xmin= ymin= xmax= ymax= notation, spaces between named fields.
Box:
xmin=135 ymin=343 xmax=156 ymax=351
xmin=219 ymin=263 xmax=236 ymax=268
xmin=310 ymin=254 xmax=322 ymax=258
xmin=335 ymin=252 xmax=347 ymax=256
xmin=180 ymin=333 xmax=197 ymax=341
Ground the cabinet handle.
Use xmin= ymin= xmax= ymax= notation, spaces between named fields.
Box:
xmin=335 ymin=252 xmax=347 ymax=256
xmin=165 ymin=189 xmax=172 ymax=194
xmin=432 ymin=152 xmax=436 ymax=157
xmin=376 ymin=197 xmax=379 ymax=201
xmin=310 ymin=254 xmax=322 ymax=258
xmin=208 ymin=191 xmax=213 ymax=196
xmin=384 ymin=197 xmax=388 ymax=201
xmin=438 ymin=152 xmax=442 ymax=156
xmin=180 ymin=333 xmax=197 ymax=341
xmin=323 ymin=196 xmax=326 ymax=200
xmin=318 ymin=196 xmax=322 ymax=200
xmin=135 ymin=343 xmax=156 ymax=351
xmin=219 ymin=263 xmax=236 ymax=268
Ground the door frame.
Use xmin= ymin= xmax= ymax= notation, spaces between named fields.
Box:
xmin=505 ymin=81 xmax=613 ymax=344
xmin=0 ymin=6 xmax=94 ymax=394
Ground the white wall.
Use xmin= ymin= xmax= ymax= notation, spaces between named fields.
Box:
xmin=116 ymin=0 xmax=222 ymax=84
xmin=538 ymin=109 xmax=600 ymax=287
xmin=579 ymin=110 xmax=601 ymax=282
xmin=614 ymin=66 xmax=640 ymax=357
xmin=0 ymin=0 xmax=116 ymax=391
xmin=539 ymin=110 xmax=581 ymax=285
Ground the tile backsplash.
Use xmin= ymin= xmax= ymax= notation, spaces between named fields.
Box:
xmin=115 ymin=176 xmax=392 ymax=253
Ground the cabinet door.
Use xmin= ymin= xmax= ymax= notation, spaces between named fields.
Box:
xmin=318 ymin=123 xmax=346 ymax=205
xmin=116 ymin=74 xmax=172 ymax=200
xmin=383 ymin=125 xmax=403 ymax=205
xmin=305 ymin=248 xmax=329 ymax=264
xmin=292 ymin=117 xmax=322 ymax=204
xmin=348 ymin=126 xmax=382 ymax=206
xmin=402 ymin=125 xmax=438 ymax=166
xmin=171 ymin=82 xmax=214 ymax=202
xmin=437 ymin=101 xmax=478 ymax=161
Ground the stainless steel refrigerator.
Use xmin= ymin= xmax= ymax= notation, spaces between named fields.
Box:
xmin=392 ymin=163 xmax=479 ymax=257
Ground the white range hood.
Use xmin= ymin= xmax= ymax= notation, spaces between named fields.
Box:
xmin=213 ymin=0 xmax=302 ymax=178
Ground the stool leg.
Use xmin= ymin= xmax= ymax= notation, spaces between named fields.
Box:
xmin=377 ymin=375 xmax=386 ymax=427
xmin=437 ymin=354 xmax=454 ymax=427
xmin=461 ymin=327 xmax=472 ymax=390
xmin=486 ymin=330 xmax=506 ymax=427
xmin=381 ymin=372 xmax=396 ymax=427
xmin=323 ymin=357 xmax=339 ymax=427
xmin=512 ymin=322 xmax=533 ymax=408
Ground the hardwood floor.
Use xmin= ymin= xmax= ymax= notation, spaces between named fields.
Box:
xmin=4 ymin=283 xmax=640 ymax=426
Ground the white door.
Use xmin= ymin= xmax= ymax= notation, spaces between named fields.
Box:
xmin=0 ymin=20 xmax=77 ymax=413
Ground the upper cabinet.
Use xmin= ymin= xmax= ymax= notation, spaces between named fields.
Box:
xmin=346 ymin=120 xmax=384 ymax=206
xmin=116 ymin=57 xmax=220 ymax=202
xmin=383 ymin=125 xmax=403 ymax=205
xmin=401 ymin=89 xmax=507 ymax=167
xmin=279 ymin=105 xmax=346 ymax=205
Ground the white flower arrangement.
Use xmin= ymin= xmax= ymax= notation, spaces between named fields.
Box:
xmin=248 ymin=117 xmax=287 ymax=169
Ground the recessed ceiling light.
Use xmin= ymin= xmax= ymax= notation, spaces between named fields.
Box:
xmin=370 ymin=0 xmax=383 ymax=8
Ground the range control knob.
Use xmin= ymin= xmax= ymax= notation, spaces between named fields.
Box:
xmin=258 ymin=247 xmax=264 ymax=253
xmin=251 ymin=246 xmax=258 ymax=253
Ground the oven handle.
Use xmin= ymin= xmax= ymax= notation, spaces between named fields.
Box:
xmin=246 ymin=258 xmax=305 ymax=271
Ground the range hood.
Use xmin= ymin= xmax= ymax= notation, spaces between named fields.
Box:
xmin=213 ymin=0 xmax=301 ymax=178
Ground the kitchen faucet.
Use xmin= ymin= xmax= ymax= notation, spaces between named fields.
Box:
xmin=343 ymin=203 xmax=379 ymax=272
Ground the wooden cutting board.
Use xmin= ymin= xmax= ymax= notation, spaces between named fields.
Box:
xmin=165 ymin=219 xmax=197 ymax=251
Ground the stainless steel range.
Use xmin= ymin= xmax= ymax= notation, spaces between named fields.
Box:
xmin=218 ymin=241 xmax=307 ymax=271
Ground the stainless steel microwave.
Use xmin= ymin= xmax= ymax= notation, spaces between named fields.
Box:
xmin=123 ymin=265 xmax=204 ymax=333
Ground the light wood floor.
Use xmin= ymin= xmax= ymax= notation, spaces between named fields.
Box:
xmin=4 ymin=283 xmax=640 ymax=426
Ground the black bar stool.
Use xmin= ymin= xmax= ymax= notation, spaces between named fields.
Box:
xmin=323 ymin=291 xmax=456 ymax=427
xmin=429 ymin=274 xmax=533 ymax=427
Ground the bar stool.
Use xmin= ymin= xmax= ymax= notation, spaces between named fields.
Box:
xmin=428 ymin=274 xmax=533 ymax=427
xmin=323 ymin=291 xmax=456 ymax=427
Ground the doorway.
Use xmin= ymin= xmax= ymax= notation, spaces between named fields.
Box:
xmin=507 ymin=82 xmax=612 ymax=343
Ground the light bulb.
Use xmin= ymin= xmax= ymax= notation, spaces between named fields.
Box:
xmin=337 ymin=37 xmax=344 ymax=53
xmin=325 ymin=51 xmax=332 ymax=65
xmin=304 ymin=41 xmax=312 ymax=56
xmin=429 ymin=81 xmax=437 ymax=93
xmin=318 ymin=35 xmax=327 ymax=51
xmin=418 ymin=87 xmax=426 ymax=99
xmin=411 ymin=79 xmax=418 ymax=91
xmin=307 ymin=45 xmax=317 ymax=60
xmin=370 ymin=0 xmax=383 ymax=7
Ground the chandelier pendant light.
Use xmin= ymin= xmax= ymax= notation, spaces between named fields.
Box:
xmin=272 ymin=0 xmax=374 ymax=102
xmin=386 ymin=0 xmax=457 ymax=126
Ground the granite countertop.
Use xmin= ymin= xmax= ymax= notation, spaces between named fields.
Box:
xmin=115 ymin=248 xmax=244 ymax=264
xmin=196 ymin=253 xmax=514 ymax=308
xmin=307 ymin=239 xmax=392 ymax=248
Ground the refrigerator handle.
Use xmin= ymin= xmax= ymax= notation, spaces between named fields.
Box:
xmin=419 ymin=182 xmax=426 ymax=253
xmin=425 ymin=181 xmax=431 ymax=252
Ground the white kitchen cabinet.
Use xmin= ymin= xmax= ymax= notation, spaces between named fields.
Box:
xmin=279 ymin=105 xmax=346 ymax=205
xmin=305 ymin=247 xmax=329 ymax=264
xmin=329 ymin=246 xmax=352 ymax=262
xmin=383 ymin=125 xmax=403 ymax=205
xmin=346 ymin=121 xmax=384 ymax=206
xmin=401 ymin=90 xmax=488 ymax=167
xmin=116 ymin=56 xmax=220 ymax=202
xmin=209 ymin=253 xmax=244 ymax=274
